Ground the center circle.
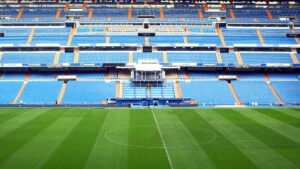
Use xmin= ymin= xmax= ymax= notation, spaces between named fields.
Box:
xmin=104 ymin=125 xmax=217 ymax=149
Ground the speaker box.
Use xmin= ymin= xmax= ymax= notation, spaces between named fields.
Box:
xmin=143 ymin=46 xmax=152 ymax=52
xmin=65 ymin=48 xmax=74 ymax=53
xmin=66 ymin=22 xmax=75 ymax=28
xmin=220 ymin=48 xmax=229 ymax=53
xmin=144 ymin=23 xmax=149 ymax=29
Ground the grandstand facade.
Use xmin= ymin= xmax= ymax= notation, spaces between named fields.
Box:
xmin=0 ymin=0 xmax=299 ymax=107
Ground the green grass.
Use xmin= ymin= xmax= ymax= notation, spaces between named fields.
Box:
xmin=0 ymin=108 xmax=299 ymax=169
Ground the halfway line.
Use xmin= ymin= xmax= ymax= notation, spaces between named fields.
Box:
xmin=151 ymin=109 xmax=174 ymax=169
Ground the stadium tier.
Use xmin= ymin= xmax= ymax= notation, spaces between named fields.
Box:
xmin=1 ymin=1 xmax=300 ymax=169
xmin=0 ymin=0 xmax=299 ymax=107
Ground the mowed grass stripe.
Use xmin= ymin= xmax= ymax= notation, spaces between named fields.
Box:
xmin=127 ymin=109 xmax=171 ymax=169
xmin=237 ymin=108 xmax=300 ymax=144
xmin=155 ymin=109 xmax=217 ymax=169
xmin=176 ymin=109 xmax=259 ymax=169
xmin=254 ymin=108 xmax=300 ymax=129
xmin=274 ymin=108 xmax=300 ymax=120
xmin=0 ymin=108 xmax=26 ymax=116
xmin=0 ymin=109 xmax=29 ymax=125
xmin=2 ymin=117 xmax=81 ymax=169
xmin=42 ymin=109 xmax=108 ymax=169
xmin=84 ymin=109 xmax=131 ymax=169
xmin=198 ymin=109 xmax=298 ymax=169
xmin=0 ymin=109 xmax=65 ymax=165
xmin=0 ymin=108 xmax=49 ymax=139
xmin=217 ymin=108 xmax=300 ymax=168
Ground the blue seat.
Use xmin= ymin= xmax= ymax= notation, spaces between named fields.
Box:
xmin=272 ymin=81 xmax=300 ymax=104
xmin=167 ymin=52 xmax=217 ymax=63
xmin=78 ymin=52 xmax=129 ymax=63
xmin=0 ymin=52 xmax=55 ymax=64
xmin=18 ymin=81 xmax=63 ymax=104
xmin=62 ymin=81 xmax=116 ymax=104
xmin=232 ymin=81 xmax=278 ymax=104
xmin=123 ymin=82 xmax=147 ymax=98
xmin=240 ymin=53 xmax=293 ymax=64
xmin=0 ymin=82 xmax=23 ymax=104
xmin=180 ymin=81 xmax=236 ymax=105
xmin=132 ymin=52 xmax=164 ymax=63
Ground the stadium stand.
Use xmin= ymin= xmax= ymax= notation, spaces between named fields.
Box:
xmin=272 ymin=81 xmax=300 ymax=104
xmin=18 ymin=81 xmax=63 ymax=104
xmin=180 ymin=81 xmax=237 ymax=105
xmin=0 ymin=0 xmax=299 ymax=107
xmin=0 ymin=82 xmax=23 ymax=104
xmin=61 ymin=81 xmax=116 ymax=104
xmin=231 ymin=81 xmax=278 ymax=104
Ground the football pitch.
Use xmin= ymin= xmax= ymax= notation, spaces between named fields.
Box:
xmin=0 ymin=108 xmax=299 ymax=169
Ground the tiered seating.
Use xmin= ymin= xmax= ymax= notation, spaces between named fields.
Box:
xmin=132 ymin=52 xmax=164 ymax=63
xmin=0 ymin=8 xmax=19 ymax=17
xmin=259 ymin=29 xmax=298 ymax=45
xmin=240 ymin=52 xmax=293 ymax=64
xmin=110 ymin=35 xmax=145 ymax=44
xmin=2 ymin=73 xmax=26 ymax=80
xmin=167 ymin=52 xmax=217 ymax=63
xmin=296 ymin=53 xmax=300 ymax=62
xmin=229 ymin=8 xmax=268 ymax=19
xmin=123 ymin=82 xmax=147 ymax=98
xmin=0 ymin=81 xmax=23 ymax=104
xmin=202 ymin=10 xmax=226 ymax=19
xmin=269 ymin=8 xmax=300 ymax=19
xmin=232 ymin=81 xmax=278 ymax=104
xmin=187 ymin=36 xmax=222 ymax=45
xmin=78 ymin=52 xmax=129 ymax=63
xmin=272 ymin=81 xmax=300 ymax=104
xmin=21 ymin=7 xmax=58 ymax=18
xmin=220 ymin=53 xmax=239 ymax=64
xmin=29 ymin=72 xmax=65 ymax=80
xmin=224 ymin=36 xmax=261 ymax=46
xmin=150 ymin=82 xmax=174 ymax=98
xmin=180 ymin=81 xmax=236 ymax=105
xmin=222 ymin=28 xmax=261 ymax=46
xmin=0 ymin=52 xmax=55 ymax=64
xmin=71 ymin=35 xmax=106 ymax=45
xmin=189 ymin=28 xmax=202 ymax=33
xmin=64 ymin=10 xmax=90 ymax=18
xmin=202 ymin=28 xmax=216 ymax=33
xmin=61 ymin=81 xmax=116 ymax=104
xmin=131 ymin=8 xmax=160 ymax=17
xmin=161 ymin=82 xmax=175 ymax=98
xmin=92 ymin=7 xmax=128 ymax=18
xmin=267 ymin=73 xmax=299 ymax=80
xmin=70 ymin=71 xmax=106 ymax=79
xmin=150 ymin=85 xmax=163 ymax=98
xmin=228 ymin=72 xmax=265 ymax=80
xmin=0 ymin=28 xmax=31 ymax=45
xmin=163 ymin=8 xmax=199 ymax=18
xmin=188 ymin=71 xmax=220 ymax=79
xmin=149 ymin=36 xmax=184 ymax=44
xmin=91 ymin=28 xmax=105 ymax=32
xmin=32 ymin=28 xmax=70 ymax=45
xmin=58 ymin=53 xmax=74 ymax=64
xmin=18 ymin=81 xmax=63 ymax=104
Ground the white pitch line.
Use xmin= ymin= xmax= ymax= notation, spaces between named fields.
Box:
xmin=151 ymin=109 xmax=174 ymax=169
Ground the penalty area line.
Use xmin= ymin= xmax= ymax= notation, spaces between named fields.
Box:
xmin=151 ymin=109 xmax=174 ymax=169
